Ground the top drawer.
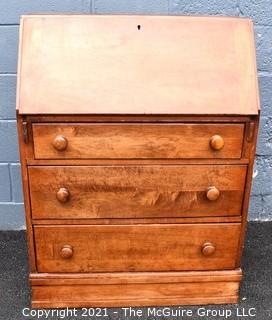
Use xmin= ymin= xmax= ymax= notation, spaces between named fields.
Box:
xmin=32 ymin=123 xmax=244 ymax=160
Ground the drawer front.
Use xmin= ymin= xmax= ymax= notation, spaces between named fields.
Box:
xmin=34 ymin=224 xmax=240 ymax=272
xmin=29 ymin=165 xmax=246 ymax=219
xmin=32 ymin=123 xmax=244 ymax=159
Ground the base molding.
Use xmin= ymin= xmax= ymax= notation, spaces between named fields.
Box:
xmin=30 ymin=269 xmax=242 ymax=308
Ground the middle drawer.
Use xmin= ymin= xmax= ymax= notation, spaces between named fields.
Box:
xmin=29 ymin=165 xmax=246 ymax=219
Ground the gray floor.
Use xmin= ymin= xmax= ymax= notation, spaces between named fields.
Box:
xmin=0 ymin=222 xmax=271 ymax=320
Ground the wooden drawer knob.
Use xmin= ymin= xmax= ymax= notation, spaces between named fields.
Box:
xmin=210 ymin=135 xmax=224 ymax=151
xmin=52 ymin=135 xmax=68 ymax=151
xmin=56 ymin=187 xmax=70 ymax=203
xmin=201 ymin=242 xmax=216 ymax=257
xmin=60 ymin=245 xmax=73 ymax=259
xmin=206 ymin=186 xmax=220 ymax=201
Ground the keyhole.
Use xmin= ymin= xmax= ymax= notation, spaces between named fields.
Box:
xmin=137 ymin=25 xmax=141 ymax=30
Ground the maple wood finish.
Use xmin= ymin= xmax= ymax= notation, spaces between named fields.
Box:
xmin=206 ymin=186 xmax=221 ymax=201
xmin=201 ymin=242 xmax=217 ymax=257
xmin=28 ymin=165 xmax=247 ymax=219
xmin=56 ymin=187 xmax=70 ymax=203
xmin=34 ymin=224 xmax=240 ymax=272
xmin=52 ymin=135 xmax=68 ymax=152
xmin=17 ymin=15 xmax=260 ymax=307
xmin=59 ymin=245 xmax=74 ymax=259
xmin=210 ymin=135 xmax=225 ymax=151
xmin=17 ymin=15 xmax=259 ymax=115
xmin=30 ymin=270 xmax=242 ymax=308
xmin=32 ymin=123 xmax=244 ymax=159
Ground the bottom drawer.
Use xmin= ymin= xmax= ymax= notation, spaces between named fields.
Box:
xmin=34 ymin=224 xmax=241 ymax=273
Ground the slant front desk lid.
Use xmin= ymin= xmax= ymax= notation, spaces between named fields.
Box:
xmin=17 ymin=15 xmax=259 ymax=115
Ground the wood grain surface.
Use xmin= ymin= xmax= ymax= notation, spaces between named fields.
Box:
xmin=34 ymin=223 xmax=241 ymax=273
xmin=17 ymin=15 xmax=259 ymax=115
xmin=31 ymin=270 xmax=242 ymax=307
xmin=32 ymin=216 xmax=242 ymax=225
xmin=28 ymin=165 xmax=247 ymax=219
xmin=32 ymin=123 xmax=244 ymax=159
xmin=30 ymin=269 xmax=242 ymax=285
xmin=31 ymin=281 xmax=240 ymax=308
xmin=16 ymin=13 xmax=260 ymax=308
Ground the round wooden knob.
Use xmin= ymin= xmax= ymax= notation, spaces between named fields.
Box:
xmin=60 ymin=245 xmax=73 ymax=259
xmin=56 ymin=187 xmax=70 ymax=203
xmin=210 ymin=135 xmax=224 ymax=151
xmin=201 ymin=242 xmax=216 ymax=257
xmin=52 ymin=135 xmax=68 ymax=151
xmin=206 ymin=186 xmax=220 ymax=201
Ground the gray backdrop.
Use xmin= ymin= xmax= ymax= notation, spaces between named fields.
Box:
xmin=0 ymin=0 xmax=271 ymax=229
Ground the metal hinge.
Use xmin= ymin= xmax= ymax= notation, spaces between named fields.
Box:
xmin=22 ymin=121 xmax=29 ymax=143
